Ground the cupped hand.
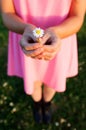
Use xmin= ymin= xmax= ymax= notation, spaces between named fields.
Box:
xmin=36 ymin=28 xmax=62 ymax=60
xmin=20 ymin=25 xmax=44 ymax=58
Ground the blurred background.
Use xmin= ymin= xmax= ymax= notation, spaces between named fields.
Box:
xmin=0 ymin=15 xmax=86 ymax=130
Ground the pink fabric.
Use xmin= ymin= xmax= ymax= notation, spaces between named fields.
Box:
xmin=8 ymin=0 xmax=78 ymax=94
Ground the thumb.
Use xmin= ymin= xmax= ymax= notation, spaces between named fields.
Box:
xmin=43 ymin=45 xmax=57 ymax=53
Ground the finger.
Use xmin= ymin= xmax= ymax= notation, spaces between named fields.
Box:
xmin=43 ymin=44 xmax=57 ymax=53
xmin=20 ymin=37 xmax=43 ymax=51
xmin=44 ymin=54 xmax=55 ymax=60
xmin=24 ymin=43 xmax=43 ymax=51
xmin=43 ymin=47 xmax=61 ymax=60
xmin=31 ymin=48 xmax=44 ymax=58
xmin=41 ymin=33 xmax=50 ymax=45
xmin=44 ymin=56 xmax=53 ymax=61
xmin=35 ymin=53 xmax=44 ymax=60
xmin=43 ymin=52 xmax=54 ymax=60
xmin=22 ymin=49 xmax=33 ymax=57
xmin=22 ymin=47 xmax=44 ymax=57
xmin=44 ymin=41 xmax=61 ymax=53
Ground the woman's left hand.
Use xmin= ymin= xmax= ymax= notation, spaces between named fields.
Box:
xmin=36 ymin=28 xmax=62 ymax=60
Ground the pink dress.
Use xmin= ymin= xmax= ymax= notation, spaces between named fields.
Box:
xmin=8 ymin=0 xmax=78 ymax=94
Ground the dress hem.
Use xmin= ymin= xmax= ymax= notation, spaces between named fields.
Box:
xmin=7 ymin=72 xmax=78 ymax=94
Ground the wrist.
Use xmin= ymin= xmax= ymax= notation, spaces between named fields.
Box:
xmin=47 ymin=27 xmax=61 ymax=39
xmin=23 ymin=24 xmax=36 ymax=34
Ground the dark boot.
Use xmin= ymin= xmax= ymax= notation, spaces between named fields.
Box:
xmin=32 ymin=100 xmax=43 ymax=123
xmin=42 ymin=100 xmax=53 ymax=124
xmin=42 ymin=100 xmax=57 ymax=124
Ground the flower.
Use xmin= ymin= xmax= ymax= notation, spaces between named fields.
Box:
xmin=11 ymin=107 xmax=17 ymax=113
xmin=9 ymin=102 xmax=14 ymax=107
xmin=67 ymin=123 xmax=71 ymax=127
xmin=60 ymin=118 xmax=66 ymax=124
xmin=55 ymin=122 xmax=59 ymax=126
xmin=33 ymin=27 xmax=44 ymax=38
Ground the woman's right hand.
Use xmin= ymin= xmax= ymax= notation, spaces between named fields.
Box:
xmin=20 ymin=25 xmax=44 ymax=58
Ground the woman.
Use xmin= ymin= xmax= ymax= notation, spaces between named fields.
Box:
xmin=0 ymin=0 xmax=86 ymax=124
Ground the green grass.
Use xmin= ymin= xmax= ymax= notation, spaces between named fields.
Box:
xmin=0 ymin=15 xmax=86 ymax=130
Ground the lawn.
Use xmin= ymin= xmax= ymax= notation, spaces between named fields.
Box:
xmin=0 ymin=15 xmax=86 ymax=130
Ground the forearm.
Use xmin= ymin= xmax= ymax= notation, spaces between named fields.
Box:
xmin=51 ymin=0 xmax=86 ymax=39
xmin=1 ymin=12 xmax=30 ymax=34
xmin=51 ymin=15 xmax=85 ymax=39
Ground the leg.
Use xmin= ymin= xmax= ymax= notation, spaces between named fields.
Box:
xmin=31 ymin=81 xmax=42 ymax=101
xmin=31 ymin=81 xmax=43 ymax=123
xmin=43 ymin=84 xmax=56 ymax=102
